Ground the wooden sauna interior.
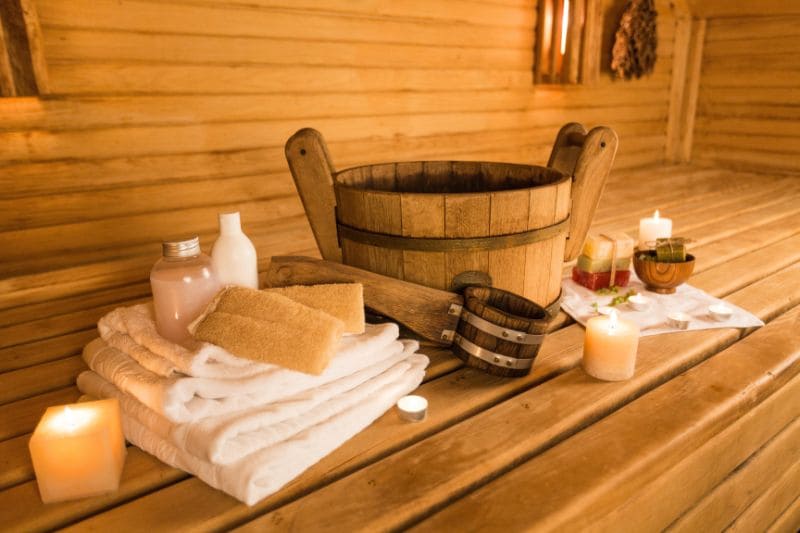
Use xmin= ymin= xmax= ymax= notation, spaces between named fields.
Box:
xmin=2 ymin=0 xmax=800 ymax=528
xmin=0 ymin=0 xmax=795 ymax=309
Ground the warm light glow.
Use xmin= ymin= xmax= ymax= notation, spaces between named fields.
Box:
xmin=560 ymin=0 xmax=570 ymax=55
xmin=607 ymin=310 xmax=618 ymax=332
xmin=653 ymin=209 xmax=660 ymax=221
xmin=398 ymin=395 xmax=427 ymax=413
xmin=50 ymin=406 xmax=94 ymax=433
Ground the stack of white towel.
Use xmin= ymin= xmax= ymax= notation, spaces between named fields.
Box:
xmin=78 ymin=304 xmax=428 ymax=505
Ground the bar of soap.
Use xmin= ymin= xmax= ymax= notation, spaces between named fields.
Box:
xmin=581 ymin=232 xmax=635 ymax=260
xmin=572 ymin=266 xmax=631 ymax=291
xmin=191 ymin=287 xmax=344 ymax=375
xmin=655 ymin=238 xmax=687 ymax=262
xmin=267 ymin=283 xmax=365 ymax=334
xmin=576 ymin=254 xmax=632 ymax=274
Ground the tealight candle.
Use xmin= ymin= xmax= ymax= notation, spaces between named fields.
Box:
xmin=667 ymin=311 xmax=691 ymax=330
xmin=628 ymin=293 xmax=650 ymax=311
xmin=638 ymin=209 xmax=672 ymax=249
xmin=708 ymin=303 xmax=733 ymax=322
xmin=583 ymin=310 xmax=640 ymax=381
xmin=397 ymin=395 xmax=428 ymax=422
xmin=28 ymin=399 xmax=126 ymax=503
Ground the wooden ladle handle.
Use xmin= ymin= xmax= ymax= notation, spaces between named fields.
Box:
xmin=548 ymin=123 xmax=619 ymax=262
xmin=285 ymin=128 xmax=342 ymax=262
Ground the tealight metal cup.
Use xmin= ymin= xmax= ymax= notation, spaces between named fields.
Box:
xmin=708 ymin=304 xmax=733 ymax=322
xmin=667 ymin=312 xmax=691 ymax=330
xmin=628 ymin=294 xmax=650 ymax=311
xmin=397 ymin=395 xmax=428 ymax=422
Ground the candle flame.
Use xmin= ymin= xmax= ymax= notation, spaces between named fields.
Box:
xmin=653 ymin=209 xmax=660 ymax=221
xmin=51 ymin=405 xmax=93 ymax=433
xmin=608 ymin=309 xmax=619 ymax=331
xmin=560 ymin=0 xmax=570 ymax=55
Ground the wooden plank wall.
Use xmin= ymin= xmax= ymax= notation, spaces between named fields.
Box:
xmin=0 ymin=0 xmax=678 ymax=307
xmin=693 ymin=15 xmax=800 ymax=173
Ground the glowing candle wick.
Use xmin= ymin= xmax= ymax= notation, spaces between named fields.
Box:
xmin=654 ymin=209 xmax=660 ymax=221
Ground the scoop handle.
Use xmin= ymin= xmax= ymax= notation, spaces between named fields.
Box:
xmin=548 ymin=123 xmax=619 ymax=262
xmin=265 ymin=256 xmax=463 ymax=345
xmin=285 ymin=129 xmax=342 ymax=262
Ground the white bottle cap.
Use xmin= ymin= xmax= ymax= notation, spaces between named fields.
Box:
xmin=218 ymin=211 xmax=241 ymax=234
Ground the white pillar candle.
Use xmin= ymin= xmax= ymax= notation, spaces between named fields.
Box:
xmin=582 ymin=310 xmax=640 ymax=381
xmin=638 ymin=209 xmax=672 ymax=249
xmin=28 ymin=399 xmax=127 ymax=503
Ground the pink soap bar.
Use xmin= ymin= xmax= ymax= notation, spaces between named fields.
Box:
xmin=572 ymin=266 xmax=631 ymax=291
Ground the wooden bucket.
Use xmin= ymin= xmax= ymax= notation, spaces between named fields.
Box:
xmin=285 ymin=124 xmax=618 ymax=309
xmin=454 ymin=286 xmax=550 ymax=377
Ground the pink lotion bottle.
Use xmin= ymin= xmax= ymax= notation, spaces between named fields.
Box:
xmin=150 ymin=236 xmax=222 ymax=345
xmin=211 ymin=211 xmax=259 ymax=289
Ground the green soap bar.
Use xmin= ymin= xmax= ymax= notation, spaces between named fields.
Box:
xmin=576 ymin=254 xmax=632 ymax=273
xmin=655 ymin=238 xmax=687 ymax=262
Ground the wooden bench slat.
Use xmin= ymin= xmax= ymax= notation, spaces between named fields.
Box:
xmin=0 ymin=356 xmax=86 ymax=406
xmin=0 ymin=447 xmax=187 ymax=533
xmin=724 ymin=456 xmax=800 ymax=532
xmin=0 ymin=387 xmax=79 ymax=441
xmin=58 ymin=254 xmax=800 ymax=530
xmin=0 ymin=329 xmax=96 ymax=374
xmin=412 ymin=305 xmax=800 ymax=532
xmin=767 ymin=494 xmax=800 ymax=533
xmin=664 ymin=414 xmax=800 ymax=532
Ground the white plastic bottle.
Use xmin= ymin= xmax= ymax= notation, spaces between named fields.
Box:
xmin=211 ymin=211 xmax=259 ymax=289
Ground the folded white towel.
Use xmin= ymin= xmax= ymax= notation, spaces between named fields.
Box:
xmin=78 ymin=339 xmax=421 ymax=464
xmin=83 ymin=322 xmax=404 ymax=423
xmin=77 ymin=354 xmax=428 ymax=505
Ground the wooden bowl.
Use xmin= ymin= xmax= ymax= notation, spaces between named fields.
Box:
xmin=633 ymin=250 xmax=695 ymax=294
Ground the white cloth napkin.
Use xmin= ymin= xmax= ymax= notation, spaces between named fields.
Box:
xmin=79 ymin=340 xmax=421 ymax=464
xmin=561 ymin=272 xmax=764 ymax=336
xmin=77 ymin=352 xmax=428 ymax=505
xmin=84 ymin=322 xmax=405 ymax=423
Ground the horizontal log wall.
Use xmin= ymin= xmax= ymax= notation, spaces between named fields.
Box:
xmin=0 ymin=0 xmax=678 ymax=303
xmin=693 ymin=15 xmax=800 ymax=173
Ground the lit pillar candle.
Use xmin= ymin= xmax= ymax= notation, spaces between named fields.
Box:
xmin=638 ymin=209 xmax=672 ymax=249
xmin=582 ymin=310 xmax=640 ymax=381
xmin=28 ymin=398 xmax=126 ymax=503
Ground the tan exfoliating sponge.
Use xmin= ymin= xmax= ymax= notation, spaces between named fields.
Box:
xmin=267 ymin=283 xmax=365 ymax=334
xmin=191 ymin=287 xmax=344 ymax=375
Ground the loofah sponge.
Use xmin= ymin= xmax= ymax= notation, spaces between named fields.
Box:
xmin=267 ymin=283 xmax=365 ymax=334
xmin=190 ymin=287 xmax=344 ymax=375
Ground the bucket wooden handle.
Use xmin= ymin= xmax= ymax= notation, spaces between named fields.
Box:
xmin=548 ymin=123 xmax=619 ymax=262
xmin=285 ymin=128 xmax=342 ymax=262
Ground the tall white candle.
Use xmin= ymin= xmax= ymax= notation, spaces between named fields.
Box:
xmin=638 ymin=209 xmax=672 ymax=249
xmin=582 ymin=310 xmax=640 ymax=381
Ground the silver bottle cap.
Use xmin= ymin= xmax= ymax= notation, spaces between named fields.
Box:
xmin=162 ymin=236 xmax=200 ymax=258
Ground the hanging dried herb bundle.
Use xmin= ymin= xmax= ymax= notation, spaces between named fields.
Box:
xmin=611 ymin=0 xmax=658 ymax=79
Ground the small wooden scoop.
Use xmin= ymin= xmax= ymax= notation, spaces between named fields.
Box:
xmin=266 ymin=256 xmax=557 ymax=377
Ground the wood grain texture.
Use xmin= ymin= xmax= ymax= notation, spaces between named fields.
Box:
xmin=2 ymin=166 xmax=799 ymax=532
xmin=0 ymin=0 xmax=679 ymax=299
xmin=694 ymin=15 xmax=799 ymax=172
xmin=416 ymin=305 xmax=800 ymax=532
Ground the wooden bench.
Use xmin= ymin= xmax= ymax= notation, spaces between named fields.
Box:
xmin=1 ymin=163 xmax=799 ymax=531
